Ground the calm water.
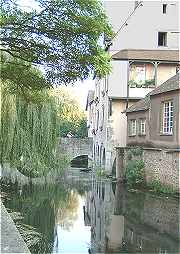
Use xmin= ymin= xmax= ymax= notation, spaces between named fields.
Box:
xmin=1 ymin=170 xmax=179 ymax=254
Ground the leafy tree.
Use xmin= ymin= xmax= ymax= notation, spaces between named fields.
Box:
xmin=50 ymin=88 xmax=87 ymax=138
xmin=1 ymin=0 xmax=112 ymax=85
xmin=75 ymin=117 xmax=88 ymax=138
xmin=1 ymin=53 xmax=51 ymax=95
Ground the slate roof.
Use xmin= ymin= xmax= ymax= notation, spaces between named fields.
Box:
xmin=126 ymin=73 xmax=180 ymax=113
xmin=149 ymin=73 xmax=180 ymax=96
xmin=112 ymin=49 xmax=180 ymax=62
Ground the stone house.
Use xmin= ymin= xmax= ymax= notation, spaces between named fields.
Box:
xmin=89 ymin=1 xmax=180 ymax=174
xmin=124 ymin=73 xmax=180 ymax=191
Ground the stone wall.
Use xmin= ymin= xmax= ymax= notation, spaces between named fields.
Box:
xmin=143 ymin=148 xmax=179 ymax=192
xmin=58 ymin=137 xmax=93 ymax=161
xmin=116 ymin=147 xmax=179 ymax=192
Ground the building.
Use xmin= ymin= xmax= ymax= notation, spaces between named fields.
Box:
xmin=88 ymin=1 xmax=179 ymax=173
xmin=126 ymin=73 xmax=180 ymax=148
xmin=124 ymin=73 xmax=180 ymax=191
xmin=86 ymin=90 xmax=95 ymax=138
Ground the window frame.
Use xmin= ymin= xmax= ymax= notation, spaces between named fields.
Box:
xmin=108 ymin=99 xmax=112 ymax=117
xmin=162 ymin=100 xmax=173 ymax=135
xmin=139 ymin=118 xmax=146 ymax=136
xmin=163 ymin=4 xmax=167 ymax=14
xmin=129 ymin=119 xmax=137 ymax=136
xmin=158 ymin=32 xmax=167 ymax=47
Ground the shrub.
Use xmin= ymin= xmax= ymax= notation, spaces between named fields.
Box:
xmin=96 ymin=166 xmax=105 ymax=177
xmin=148 ymin=180 xmax=175 ymax=194
xmin=125 ymin=159 xmax=145 ymax=187
xmin=131 ymin=147 xmax=143 ymax=156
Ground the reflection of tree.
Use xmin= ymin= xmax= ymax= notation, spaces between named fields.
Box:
xmin=56 ymin=190 xmax=79 ymax=230
xmin=2 ymin=178 xmax=79 ymax=253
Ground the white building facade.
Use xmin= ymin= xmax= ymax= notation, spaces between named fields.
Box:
xmin=88 ymin=1 xmax=180 ymax=174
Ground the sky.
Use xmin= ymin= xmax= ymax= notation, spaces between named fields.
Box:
xmin=52 ymin=196 xmax=91 ymax=253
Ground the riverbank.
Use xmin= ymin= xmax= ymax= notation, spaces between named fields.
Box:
xmin=0 ymin=201 xmax=30 ymax=253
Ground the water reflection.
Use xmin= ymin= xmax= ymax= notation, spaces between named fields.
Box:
xmin=1 ymin=173 xmax=179 ymax=254
xmin=85 ymin=177 xmax=179 ymax=253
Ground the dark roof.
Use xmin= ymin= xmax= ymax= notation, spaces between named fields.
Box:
xmin=126 ymin=73 xmax=180 ymax=113
xmin=126 ymin=94 xmax=151 ymax=113
xmin=149 ymin=73 xmax=180 ymax=96
xmin=112 ymin=49 xmax=180 ymax=62
xmin=109 ymin=96 xmax=142 ymax=100
xmin=85 ymin=90 xmax=94 ymax=110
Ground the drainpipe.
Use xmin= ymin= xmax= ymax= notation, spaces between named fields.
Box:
xmin=126 ymin=61 xmax=134 ymax=110
xmin=126 ymin=61 xmax=130 ymax=110
xmin=153 ymin=61 xmax=160 ymax=87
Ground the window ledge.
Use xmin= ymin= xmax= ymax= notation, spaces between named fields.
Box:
xmin=138 ymin=134 xmax=146 ymax=136
xmin=160 ymin=133 xmax=173 ymax=136
xmin=128 ymin=135 xmax=136 ymax=137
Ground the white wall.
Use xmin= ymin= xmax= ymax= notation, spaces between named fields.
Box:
xmin=104 ymin=1 xmax=179 ymax=51
xmin=108 ymin=61 xmax=128 ymax=97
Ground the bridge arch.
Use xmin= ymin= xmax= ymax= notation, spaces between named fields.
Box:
xmin=58 ymin=137 xmax=93 ymax=167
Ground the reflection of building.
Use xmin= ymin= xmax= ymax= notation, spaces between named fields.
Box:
xmin=84 ymin=180 xmax=179 ymax=253
xmin=86 ymin=1 xmax=180 ymax=174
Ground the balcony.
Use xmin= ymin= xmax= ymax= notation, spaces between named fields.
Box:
xmin=128 ymin=79 xmax=155 ymax=88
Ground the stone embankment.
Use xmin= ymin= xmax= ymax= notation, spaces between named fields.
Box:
xmin=0 ymin=201 xmax=30 ymax=253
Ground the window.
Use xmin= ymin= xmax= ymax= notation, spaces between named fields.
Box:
xmin=102 ymin=105 xmax=105 ymax=128
xmin=163 ymin=101 xmax=173 ymax=134
xmin=129 ymin=64 xmax=146 ymax=84
xmin=158 ymin=32 xmax=167 ymax=46
xmin=139 ymin=119 xmax=146 ymax=135
xmin=163 ymin=4 xmax=167 ymax=14
xmin=136 ymin=65 xmax=146 ymax=83
xmin=96 ymin=110 xmax=99 ymax=130
xmin=129 ymin=119 xmax=136 ymax=136
xmin=108 ymin=99 xmax=112 ymax=117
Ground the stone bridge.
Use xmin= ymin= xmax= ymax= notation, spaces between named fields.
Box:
xmin=58 ymin=137 xmax=93 ymax=165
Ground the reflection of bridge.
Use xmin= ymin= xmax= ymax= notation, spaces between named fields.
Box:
xmin=58 ymin=137 xmax=93 ymax=164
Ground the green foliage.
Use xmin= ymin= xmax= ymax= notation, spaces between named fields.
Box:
xmin=51 ymin=88 xmax=87 ymax=138
xmin=96 ymin=166 xmax=105 ymax=177
xmin=1 ymin=0 xmax=113 ymax=85
xmin=1 ymin=53 xmax=51 ymax=92
xmin=125 ymin=159 xmax=145 ymax=187
xmin=75 ymin=117 xmax=88 ymax=138
xmin=128 ymin=147 xmax=143 ymax=158
xmin=128 ymin=79 xmax=155 ymax=88
xmin=148 ymin=180 xmax=175 ymax=194
xmin=0 ymin=81 xmax=69 ymax=177
xmin=2 ymin=179 xmax=79 ymax=253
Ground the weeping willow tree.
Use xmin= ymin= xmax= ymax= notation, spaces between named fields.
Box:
xmin=0 ymin=58 xmax=69 ymax=177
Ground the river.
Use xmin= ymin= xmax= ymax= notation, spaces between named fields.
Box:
xmin=1 ymin=168 xmax=179 ymax=254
